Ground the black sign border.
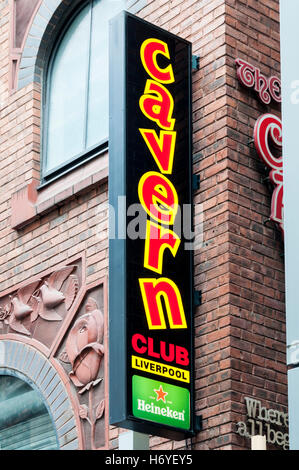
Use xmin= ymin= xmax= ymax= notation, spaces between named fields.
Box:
xmin=109 ymin=10 xmax=195 ymax=440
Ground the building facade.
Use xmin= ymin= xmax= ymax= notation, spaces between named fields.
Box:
xmin=0 ymin=0 xmax=286 ymax=450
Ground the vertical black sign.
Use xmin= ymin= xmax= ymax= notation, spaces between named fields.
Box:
xmin=109 ymin=11 xmax=194 ymax=439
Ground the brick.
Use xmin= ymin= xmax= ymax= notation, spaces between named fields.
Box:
xmin=0 ymin=0 xmax=285 ymax=453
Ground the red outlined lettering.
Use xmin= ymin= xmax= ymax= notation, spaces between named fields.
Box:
xmin=139 ymin=278 xmax=187 ymax=329
xmin=139 ymin=79 xmax=175 ymax=130
xmin=144 ymin=220 xmax=180 ymax=274
xmin=135 ymin=38 xmax=189 ymax=345
xmin=236 ymin=57 xmax=283 ymax=235
xmin=139 ymin=129 xmax=177 ymax=174
xmin=269 ymin=76 xmax=282 ymax=103
xmin=140 ymin=38 xmax=174 ymax=84
xmin=235 ymin=58 xmax=255 ymax=88
xmin=253 ymin=113 xmax=283 ymax=234
xmin=235 ymin=58 xmax=281 ymax=105
xmin=254 ymin=67 xmax=271 ymax=105
xmin=138 ymin=171 xmax=178 ymax=225
xmin=270 ymin=169 xmax=283 ymax=231
xmin=253 ymin=114 xmax=282 ymax=170
xmin=131 ymin=334 xmax=190 ymax=366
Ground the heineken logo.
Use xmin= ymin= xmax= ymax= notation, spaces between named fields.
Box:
xmin=137 ymin=399 xmax=185 ymax=422
xmin=154 ymin=385 xmax=168 ymax=402
xmin=132 ymin=375 xmax=190 ymax=430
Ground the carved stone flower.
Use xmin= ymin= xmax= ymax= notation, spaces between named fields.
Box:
xmin=66 ymin=300 xmax=104 ymax=394
xmin=0 ymin=306 xmax=9 ymax=322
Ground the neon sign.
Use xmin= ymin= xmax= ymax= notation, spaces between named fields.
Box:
xmin=235 ymin=58 xmax=281 ymax=105
xmin=235 ymin=59 xmax=283 ymax=236
xmin=109 ymin=12 xmax=194 ymax=439
xmin=253 ymin=114 xmax=283 ymax=235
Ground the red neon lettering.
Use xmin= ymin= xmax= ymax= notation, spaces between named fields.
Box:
xmin=132 ymin=333 xmax=147 ymax=354
xmin=140 ymin=38 xmax=174 ymax=84
xmin=269 ymin=76 xmax=282 ymax=103
xmin=147 ymin=337 xmax=160 ymax=359
xmin=235 ymin=58 xmax=255 ymax=88
xmin=270 ymin=169 xmax=283 ymax=228
xmin=131 ymin=335 xmax=189 ymax=366
xmin=139 ymin=129 xmax=176 ymax=174
xmin=139 ymin=278 xmax=187 ymax=329
xmin=253 ymin=114 xmax=282 ymax=170
xmin=160 ymin=341 xmax=175 ymax=363
xmin=253 ymin=113 xmax=284 ymax=235
xmin=138 ymin=171 xmax=178 ymax=225
xmin=176 ymin=345 xmax=189 ymax=366
xmin=235 ymin=58 xmax=281 ymax=105
xmin=144 ymin=221 xmax=180 ymax=274
xmin=139 ymin=80 xmax=175 ymax=130
xmin=254 ymin=67 xmax=271 ymax=105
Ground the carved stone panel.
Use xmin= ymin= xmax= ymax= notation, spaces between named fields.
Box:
xmin=0 ymin=260 xmax=82 ymax=349
xmin=54 ymin=285 xmax=106 ymax=450
xmin=14 ymin=0 xmax=40 ymax=48
xmin=0 ymin=256 xmax=108 ymax=450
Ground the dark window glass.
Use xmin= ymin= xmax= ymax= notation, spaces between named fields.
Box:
xmin=0 ymin=375 xmax=58 ymax=450
xmin=44 ymin=0 xmax=126 ymax=179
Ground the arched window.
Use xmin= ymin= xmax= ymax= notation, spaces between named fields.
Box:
xmin=43 ymin=0 xmax=126 ymax=181
xmin=0 ymin=374 xmax=58 ymax=450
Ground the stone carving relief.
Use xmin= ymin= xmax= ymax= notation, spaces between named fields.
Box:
xmin=10 ymin=0 xmax=41 ymax=90
xmin=14 ymin=0 xmax=40 ymax=49
xmin=0 ymin=265 xmax=79 ymax=338
xmin=0 ymin=257 xmax=107 ymax=450
xmin=55 ymin=288 xmax=106 ymax=450
xmin=58 ymin=296 xmax=106 ymax=450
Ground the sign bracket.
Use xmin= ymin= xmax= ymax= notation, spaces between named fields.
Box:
xmin=194 ymin=290 xmax=202 ymax=307
xmin=194 ymin=415 xmax=202 ymax=432
xmin=192 ymin=55 xmax=200 ymax=71
xmin=192 ymin=174 xmax=201 ymax=191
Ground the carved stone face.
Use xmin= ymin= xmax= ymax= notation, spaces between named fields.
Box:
xmin=66 ymin=309 xmax=104 ymax=388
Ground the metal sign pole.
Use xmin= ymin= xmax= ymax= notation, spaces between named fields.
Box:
xmin=118 ymin=431 xmax=149 ymax=450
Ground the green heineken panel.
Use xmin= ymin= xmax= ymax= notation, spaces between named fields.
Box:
xmin=132 ymin=376 xmax=190 ymax=430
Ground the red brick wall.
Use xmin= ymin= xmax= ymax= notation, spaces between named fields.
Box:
xmin=0 ymin=0 xmax=286 ymax=451
xmin=137 ymin=0 xmax=285 ymax=451
xmin=223 ymin=0 xmax=286 ymax=451
xmin=0 ymin=2 xmax=109 ymax=289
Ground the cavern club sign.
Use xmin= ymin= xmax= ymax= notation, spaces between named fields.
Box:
xmin=109 ymin=12 xmax=194 ymax=438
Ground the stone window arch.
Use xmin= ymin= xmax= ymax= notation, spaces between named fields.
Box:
xmin=11 ymin=0 xmax=147 ymax=90
xmin=10 ymin=0 xmax=147 ymax=230
xmin=0 ymin=340 xmax=79 ymax=450
xmin=42 ymin=0 xmax=127 ymax=181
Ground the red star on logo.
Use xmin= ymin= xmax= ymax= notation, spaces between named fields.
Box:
xmin=154 ymin=385 xmax=168 ymax=402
